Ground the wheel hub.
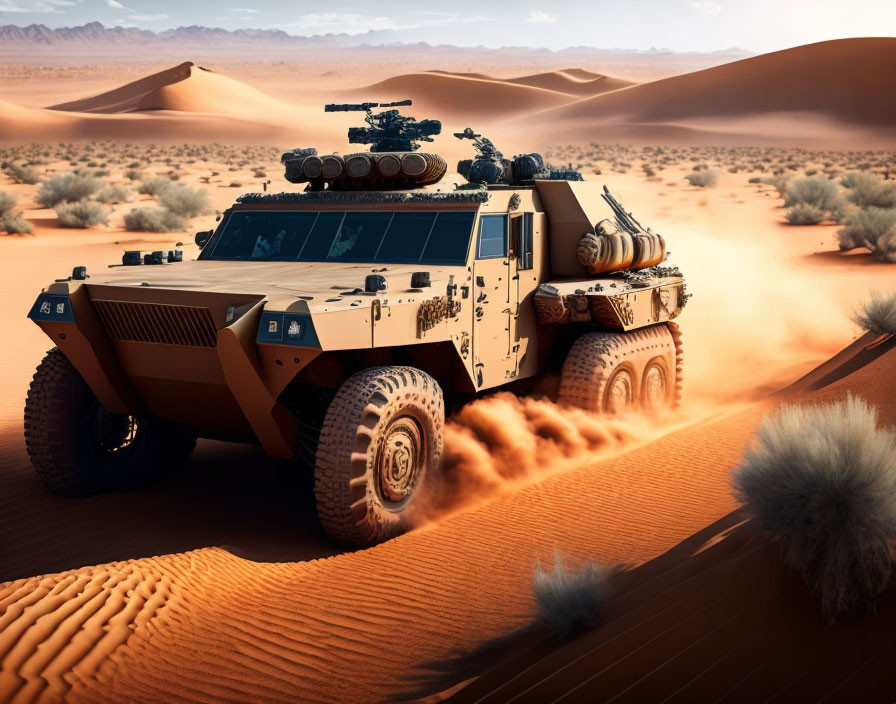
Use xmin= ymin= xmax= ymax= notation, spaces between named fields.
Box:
xmin=606 ymin=370 xmax=634 ymax=414
xmin=376 ymin=417 xmax=423 ymax=504
xmin=88 ymin=401 xmax=141 ymax=457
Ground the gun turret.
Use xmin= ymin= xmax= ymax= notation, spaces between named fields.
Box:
xmin=455 ymin=126 xmax=584 ymax=186
xmin=324 ymin=99 xmax=441 ymax=153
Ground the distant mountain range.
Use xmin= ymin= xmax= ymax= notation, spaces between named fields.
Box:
xmin=0 ymin=21 xmax=753 ymax=55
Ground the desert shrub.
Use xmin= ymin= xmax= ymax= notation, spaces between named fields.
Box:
xmin=96 ymin=185 xmax=133 ymax=204
xmin=36 ymin=173 xmax=102 ymax=207
xmin=852 ymin=292 xmax=896 ymax=336
xmin=137 ymin=177 xmax=175 ymax=197
xmin=4 ymin=162 xmax=40 ymax=184
xmin=786 ymin=203 xmax=826 ymax=225
xmin=847 ymin=174 xmax=896 ymax=208
xmin=124 ymin=169 xmax=143 ymax=181
xmin=784 ymin=177 xmax=841 ymax=211
xmin=866 ymin=230 xmax=896 ymax=264
xmin=684 ymin=169 xmax=719 ymax=188
xmin=123 ymin=207 xmax=185 ymax=232
xmin=55 ymin=200 xmax=110 ymax=228
xmin=733 ymin=396 xmax=896 ymax=621
xmin=158 ymin=184 xmax=210 ymax=218
xmin=533 ymin=553 xmax=613 ymax=636
xmin=841 ymin=173 xmax=896 ymax=209
xmin=0 ymin=191 xmax=16 ymax=216
xmin=760 ymin=175 xmax=790 ymax=197
xmin=837 ymin=207 xmax=896 ymax=251
xmin=1 ymin=213 xmax=33 ymax=234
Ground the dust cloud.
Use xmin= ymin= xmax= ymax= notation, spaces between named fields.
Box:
xmin=423 ymin=213 xmax=856 ymax=518
xmin=669 ymin=220 xmax=854 ymax=405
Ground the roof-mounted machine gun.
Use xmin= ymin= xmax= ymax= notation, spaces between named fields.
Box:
xmin=325 ymin=99 xmax=441 ymax=153
xmin=280 ymin=100 xmax=447 ymax=190
xmin=454 ymin=126 xmax=584 ymax=186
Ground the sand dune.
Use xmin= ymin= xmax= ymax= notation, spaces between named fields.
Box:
xmin=430 ymin=68 xmax=634 ymax=97
xmin=0 ymin=62 xmax=331 ymax=143
xmin=49 ymin=61 xmax=300 ymax=124
xmin=447 ymin=333 xmax=896 ymax=702
xmin=0 ymin=400 xmax=771 ymax=702
xmin=350 ymin=71 xmax=578 ymax=120
xmin=512 ymin=38 xmax=896 ymax=146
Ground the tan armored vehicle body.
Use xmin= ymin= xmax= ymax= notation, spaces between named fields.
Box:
xmin=24 ymin=106 xmax=687 ymax=546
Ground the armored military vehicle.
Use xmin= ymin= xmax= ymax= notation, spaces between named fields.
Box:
xmin=24 ymin=101 xmax=687 ymax=546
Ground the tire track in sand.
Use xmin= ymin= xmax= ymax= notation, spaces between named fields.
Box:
xmin=0 ymin=402 xmax=769 ymax=703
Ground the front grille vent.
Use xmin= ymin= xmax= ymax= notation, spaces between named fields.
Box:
xmin=94 ymin=300 xmax=218 ymax=347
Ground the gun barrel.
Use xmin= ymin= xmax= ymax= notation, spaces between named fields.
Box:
xmin=325 ymin=102 xmax=379 ymax=112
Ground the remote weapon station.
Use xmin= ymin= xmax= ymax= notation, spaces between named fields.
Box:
xmin=25 ymin=100 xmax=688 ymax=546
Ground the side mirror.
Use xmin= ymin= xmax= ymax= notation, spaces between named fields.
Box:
xmin=195 ymin=230 xmax=213 ymax=249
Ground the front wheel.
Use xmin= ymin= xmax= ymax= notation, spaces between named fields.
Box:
xmin=314 ymin=366 xmax=444 ymax=547
xmin=24 ymin=348 xmax=196 ymax=495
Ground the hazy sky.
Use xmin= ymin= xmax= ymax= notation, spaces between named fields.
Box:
xmin=0 ymin=0 xmax=894 ymax=52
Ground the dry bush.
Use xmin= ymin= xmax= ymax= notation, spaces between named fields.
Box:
xmin=733 ymin=396 xmax=896 ymax=621
xmin=786 ymin=203 xmax=826 ymax=225
xmin=684 ymin=169 xmax=719 ymax=187
xmin=123 ymin=207 xmax=185 ymax=233
xmin=533 ymin=553 xmax=613 ymax=636
xmin=158 ymin=184 xmax=211 ymax=218
xmin=838 ymin=207 xmax=896 ymax=254
xmin=96 ymin=185 xmax=133 ymax=204
xmin=759 ymin=175 xmax=790 ymax=197
xmin=0 ymin=191 xmax=16 ymax=216
xmin=137 ymin=177 xmax=176 ymax=197
xmin=36 ymin=173 xmax=102 ymax=208
xmin=852 ymin=292 xmax=896 ymax=336
xmin=1 ymin=213 xmax=33 ymax=234
xmin=3 ymin=162 xmax=41 ymax=185
xmin=842 ymin=173 xmax=896 ymax=209
xmin=55 ymin=200 xmax=110 ymax=228
xmin=785 ymin=177 xmax=842 ymax=212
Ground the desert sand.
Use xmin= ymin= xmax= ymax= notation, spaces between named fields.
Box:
xmin=2 ymin=38 xmax=895 ymax=150
xmin=1 ymin=41 xmax=896 ymax=703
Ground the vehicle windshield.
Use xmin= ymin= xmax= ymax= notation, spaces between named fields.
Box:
xmin=201 ymin=209 xmax=476 ymax=265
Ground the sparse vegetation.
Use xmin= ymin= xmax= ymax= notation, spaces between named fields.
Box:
xmin=785 ymin=203 xmax=826 ymax=225
xmin=838 ymin=207 xmax=896 ymax=258
xmin=3 ymin=162 xmax=41 ymax=185
xmin=158 ymin=184 xmax=211 ymax=218
xmin=95 ymin=185 xmax=133 ymax=204
xmin=0 ymin=191 xmax=33 ymax=234
xmin=733 ymin=396 xmax=896 ymax=621
xmin=55 ymin=200 xmax=110 ymax=228
xmin=1 ymin=213 xmax=33 ymax=234
xmin=842 ymin=173 xmax=896 ymax=209
xmin=852 ymin=292 xmax=896 ymax=336
xmin=36 ymin=173 xmax=102 ymax=208
xmin=123 ymin=207 xmax=185 ymax=232
xmin=137 ymin=177 xmax=176 ymax=197
xmin=0 ymin=191 xmax=16 ymax=216
xmin=533 ymin=553 xmax=613 ymax=636
xmin=784 ymin=177 xmax=843 ymax=222
xmin=684 ymin=169 xmax=719 ymax=188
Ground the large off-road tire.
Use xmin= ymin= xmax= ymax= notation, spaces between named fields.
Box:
xmin=314 ymin=366 xmax=444 ymax=547
xmin=558 ymin=324 xmax=680 ymax=414
xmin=24 ymin=348 xmax=196 ymax=496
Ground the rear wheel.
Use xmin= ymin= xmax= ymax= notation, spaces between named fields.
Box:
xmin=559 ymin=324 xmax=679 ymax=413
xmin=24 ymin=348 xmax=196 ymax=495
xmin=313 ymin=366 xmax=444 ymax=547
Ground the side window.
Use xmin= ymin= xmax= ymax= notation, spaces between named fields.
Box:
xmin=518 ymin=212 xmax=533 ymax=270
xmin=477 ymin=214 xmax=507 ymax=259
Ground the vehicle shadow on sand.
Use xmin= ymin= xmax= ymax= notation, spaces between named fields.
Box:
xmin=0 ymin=429 xmax=342 ymax=583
